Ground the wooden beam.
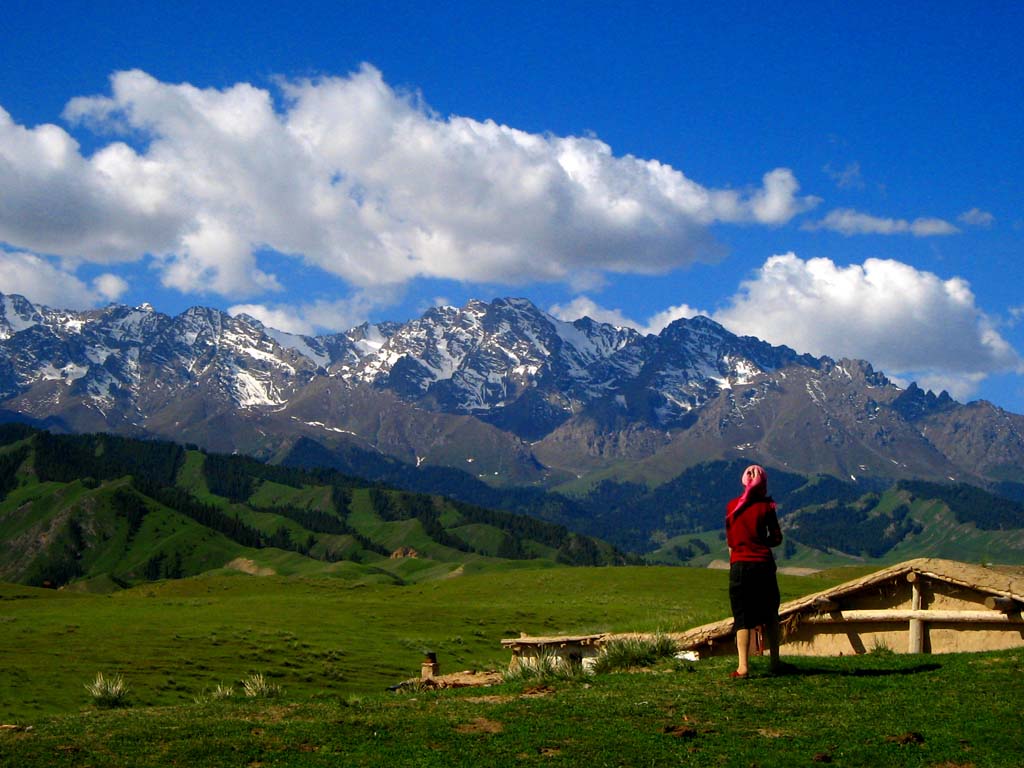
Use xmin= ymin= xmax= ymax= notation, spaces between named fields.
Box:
xmin=500 ymin=633 xmax=606 ymax=650
xmin=812 ymin=596 xmax=839 ymax=612
xmin=984 ymin=596 xmax=1020 ymax=613
xmin=802 ymin=609 xmax=1024 ymax=624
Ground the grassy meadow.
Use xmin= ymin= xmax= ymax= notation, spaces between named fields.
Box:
xmin=2 ymin=565 xmax=1023 ymax=766
xmin=1 ymin=565 xmax=759 ymax=720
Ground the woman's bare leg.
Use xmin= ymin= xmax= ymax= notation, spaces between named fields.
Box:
xmin=735 ymin=628 xmax=750 ymax=675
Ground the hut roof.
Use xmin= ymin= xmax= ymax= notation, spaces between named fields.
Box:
xmin=674 ymin=558 xmax=1024 ymax=650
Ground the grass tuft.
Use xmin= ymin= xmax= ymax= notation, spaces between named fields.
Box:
xmin=870 ymin=638 xmax=897 ymax=656
xmin=85 ymin=672 xmax=131 ymax=709
xmin=242 ymin=673 xmax=282 ymax=698
xmin=211 ymin=682 xmax=235 ymax=699
xmin=592 ymin=633 xmax=679 ymax=674
xmin=502 ymin=648 xmax=587 ymax=684
xmin=193 ymin=682 xmax=236 ymax=704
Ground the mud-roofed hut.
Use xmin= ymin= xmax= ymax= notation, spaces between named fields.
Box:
xmin=501 ymin=559 xmax=1024 ymax=669
xmin=678 ymin=558 xmax=1024 ymax=657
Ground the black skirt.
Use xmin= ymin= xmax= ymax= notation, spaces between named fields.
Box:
xmin=729 ymin=560 xmax=780 ymax=629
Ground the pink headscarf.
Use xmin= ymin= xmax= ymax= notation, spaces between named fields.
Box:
xmin=728 ymin=464 xmax=768 ymax=520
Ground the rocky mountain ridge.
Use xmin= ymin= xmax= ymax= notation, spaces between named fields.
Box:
xmin=1 ymin=292 xmax=1022 ymax=489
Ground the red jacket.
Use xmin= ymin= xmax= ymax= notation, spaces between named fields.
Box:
xmin=726 ymin=496 xmax=782 ymax=563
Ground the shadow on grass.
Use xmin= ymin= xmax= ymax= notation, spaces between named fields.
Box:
xmin=754 ymin=662 xmax=942 ymax=679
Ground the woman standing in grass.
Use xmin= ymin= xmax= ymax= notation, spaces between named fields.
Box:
xmin=726 ymin=464 xmax=785 ymax=678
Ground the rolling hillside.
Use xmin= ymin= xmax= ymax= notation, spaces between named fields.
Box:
xmin=0 ymin=425 xmax=628 ymax=590
xmin=281 ymin=438 xmax=1024 ymax=565
xmin=3 ymin=424 xmax=1023 ymax=589
xmin=646 ymin=475 xmax=1024 ymax=567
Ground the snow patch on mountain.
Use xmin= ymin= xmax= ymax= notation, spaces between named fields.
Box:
xmin=231 ymin=368 xmax=285 ymax=407
xmin=0 ymin=296 xmax=40 ymax=338
xmin=39 ymin=362 xmax=89 ymax=384
xmin=267 ymin=329 xmax=330 ymax=369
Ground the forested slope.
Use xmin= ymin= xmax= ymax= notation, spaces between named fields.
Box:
xmin=0 ymin=425 xmax=628 ymax=590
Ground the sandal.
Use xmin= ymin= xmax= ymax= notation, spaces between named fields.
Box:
xmin=729 ymin=670 xmax=748 ymax=679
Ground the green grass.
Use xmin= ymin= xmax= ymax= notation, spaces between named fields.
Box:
xmin=1 ymin=567 xmax=1022 ymax=765
xmin=247 ymin=480 xmax=334 ymax=511
xmin=448 ymin=523 xmax=509 ymax=556
xmin=2 ymin=650 xmax=1021 ymax=766
xmin=591 ymin=633 xmax=679 ymax=674
xmin=0 ymin=566 xmax=844 ymax=721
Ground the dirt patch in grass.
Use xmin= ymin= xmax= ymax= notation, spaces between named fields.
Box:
xmin=225 ymin=558 xmax=276 ymax=576
xmin=455 ymin=717 xmax=503 ymax=734
xmin=237 ymin=704 xmax=302 ymax=723
xmin=462 ymin=694 xmax=513 ymax=704
xmin=462 ymin=684 xmax=555 ymax=705
xmin=663 ymin=724 xmax=698 ymax=739
xmin=519 ymin=745 xmax=563 ymax=758
xmin=521 ymin=685 xmax=554 ymax=697
xmin=885 ymin=732 xmax=925 ymax=745
xmin=0 ymin=724 xmax=34 ymax=745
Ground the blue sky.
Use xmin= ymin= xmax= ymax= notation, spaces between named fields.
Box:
xmin=1 ymin=1 xmax=1022 ymax=412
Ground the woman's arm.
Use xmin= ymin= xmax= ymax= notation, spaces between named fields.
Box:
xmin=762 ymin=503 xmax=783 ymax=547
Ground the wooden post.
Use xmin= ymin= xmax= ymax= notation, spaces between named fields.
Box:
xmin=908 ymin=573 xmax=924 ymax=653
xmin=421 ymin=652 xmax=439 ymax=680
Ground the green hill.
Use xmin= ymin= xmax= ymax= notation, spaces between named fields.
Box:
xmin=286 ymin=440 xmax=1024 ymax=565
xmin=4 ymin=425 xmax=1023 ymax=583
xmin=0 ymin=426 xmax=628 ymax=590
xmin=647 ymin=480 xmax=1024 ymax=567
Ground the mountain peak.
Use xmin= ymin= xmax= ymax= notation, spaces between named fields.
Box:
xmin=0 ymin=292 xmax=1021 ymax=487
xmin=660 ymin=313 xmax=730 ymax=339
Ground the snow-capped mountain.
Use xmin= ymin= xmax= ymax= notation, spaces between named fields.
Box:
xmin=1 ymin=297 xmax=321 ymax=419
xmin=1 ymin=292 xmax=1022 ymax=488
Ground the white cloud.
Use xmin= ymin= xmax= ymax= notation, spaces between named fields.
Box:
xmin=157 ymin=215 xmax=282 ymax=297
xmin=714 ymin=253 xmax=1022 ymax=399
xmin=92 ymin=273 xmax=130 ymax=302
xmin=549 ymin=297 xmax=638 ymax=329
xmin=549 ymin=296 xmax=704 ymax=336
xmin=0 ymin=249 xmax=128 ymax=307
xmin=0 ymin=107 xmax=184 ymax=262
xmin=803 ymin=208 xmax=959 ymax=237
xmin=1 ymin=66 xmax=818 ymax=300
xmin=749 ymin=168 xmax=821 ymax=225
xmin=909 ymin=217 xmax=960 ymax=236
xmin=958 ymin=207 xmax=995 ymax=227
xmin=229 ymin=287 xmax=399 ymax=335
xmin=228 ymin=303 xmax=313 ymax=335
xmin=640 ymin=303 xmax=705 ymax=335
